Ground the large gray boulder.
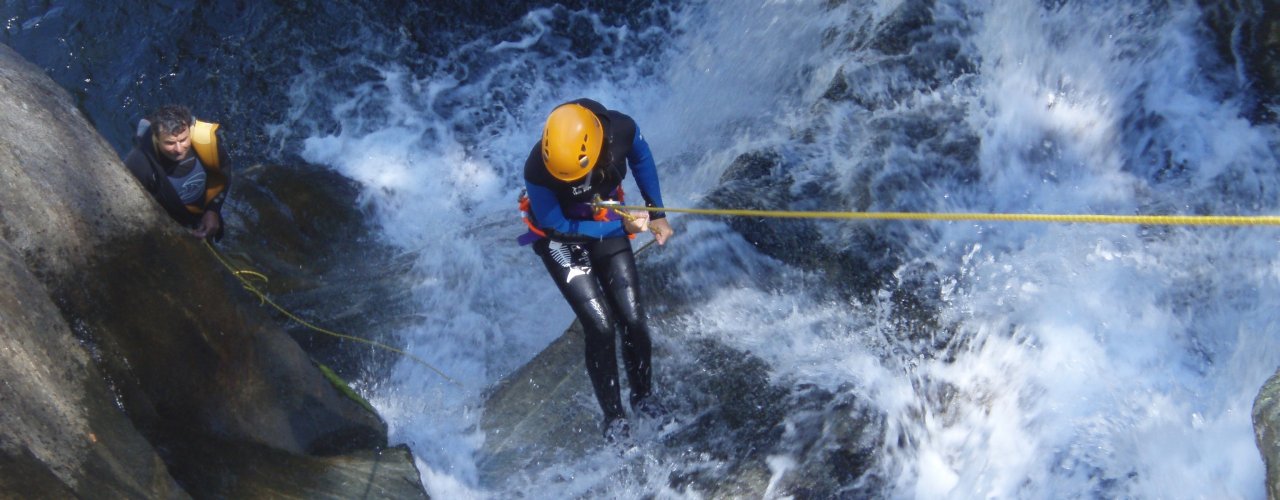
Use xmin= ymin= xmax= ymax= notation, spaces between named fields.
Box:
xmin=0 ymin=236 xmax=184 ymax=498
xmin=0 ymin=42 xmax=426 ymax=498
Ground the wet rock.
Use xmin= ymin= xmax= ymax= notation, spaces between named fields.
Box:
xmin=702 ymin=150 xmax=900 ymax=301
xmin=0 ymin=237 xmax=185 ymax=498
xmin=658 ymin=340 xmax=791 ymax=496
xmin=0 ymin=41 xmax=184 ymax=498
xmin=764 ymin=384 xmax=887 ymax=498
xmin=1199 ymin=0 xmax=1280 ymax=122
xmin=866 ymin=0 xmax=935 ymax=56
xmin=821 ymin=0 xmax=974 ymax=111
xmin=153 ymin=430 xmax=426 ymax=499
xmin=220 ymin=163 xmax=417 ymax=381
xmin=476 ymin=320 xmax=887 ymax=497
xmin=475 ymin=321 xmax=599 ymax=486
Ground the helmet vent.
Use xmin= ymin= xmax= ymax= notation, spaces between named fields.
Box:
xmin=542 ymin=103 xmax=603 ymax=181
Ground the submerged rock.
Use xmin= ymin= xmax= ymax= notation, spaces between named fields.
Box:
xmin=0 ymin=42 xmax=426 ymax=497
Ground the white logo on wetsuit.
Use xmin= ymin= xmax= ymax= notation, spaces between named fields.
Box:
xmin=547 ymin=241 xmax=591 ymax=284
xmin=168 ymin=156 xmax=207 ymax=205
xmin=178 ymin=172 xmax=207 ymax=204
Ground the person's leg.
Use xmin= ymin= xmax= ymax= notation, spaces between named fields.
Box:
xmin=589 ymin=237 xmax=653 ymax=409
xmin=533 ymin=239 xmax=626 ymax=425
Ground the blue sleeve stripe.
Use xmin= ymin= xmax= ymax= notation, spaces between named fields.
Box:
xmin=628 ymin=128 xmax=665 ymax=213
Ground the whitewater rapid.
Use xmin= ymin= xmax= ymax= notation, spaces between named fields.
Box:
xmin=284 ymin=0 xmax=1278 ymax=498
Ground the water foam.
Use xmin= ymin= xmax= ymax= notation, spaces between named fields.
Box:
xmin=283 ymin=0 xmax=1278 ymax=497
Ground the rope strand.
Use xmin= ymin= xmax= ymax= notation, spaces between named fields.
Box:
xmin=203 ymin=240 xmax=462 ymax=387
xmin=591 ymin=204 xmax=1280 ymax=226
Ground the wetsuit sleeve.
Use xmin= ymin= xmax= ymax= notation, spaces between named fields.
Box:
xmin=627 ymin=128 xmax=665 ymax=219
xmin=123 ymin=146 xmax=157 ymax=193
xmin=526 ymin=181 xmax=628 ymax=242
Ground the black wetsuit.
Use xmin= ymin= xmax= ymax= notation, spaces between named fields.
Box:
xmin=523 ymin=98 xmax=665 ymax=427
xmin=123 ymin=121 xmax=230 ymax=237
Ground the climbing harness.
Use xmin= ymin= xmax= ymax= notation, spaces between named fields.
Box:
xmin=202 ymin=240 xmax=461 ymax=387
xmin=586 ymin=203 xmax=1280 ymax=226
xmin=516 ymin=187 xmax=637 ymax=245
xmin=592 ymin=195 xmax=636 ymax=222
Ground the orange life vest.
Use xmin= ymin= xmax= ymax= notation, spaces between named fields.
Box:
xmin=184 ymin=120 xmax=227 ymax=214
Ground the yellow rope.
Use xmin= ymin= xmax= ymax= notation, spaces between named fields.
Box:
xmin=202 ymin=240 xmax=461 ymax=387
xmin=591 ymin=204 xmax=1280 ymax=226
xmin=201 ymin=202 xmax=1272 ymax=387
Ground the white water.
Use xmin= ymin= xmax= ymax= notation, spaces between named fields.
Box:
xmin=281 ymin=0 xmax=1279 ymax=498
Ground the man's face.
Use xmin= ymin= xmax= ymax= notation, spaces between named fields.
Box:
xmin=156 ymin=127 xmax=192 ymax=162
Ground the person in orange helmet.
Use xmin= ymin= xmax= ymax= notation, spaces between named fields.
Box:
xmin=519 ymin=98 xmax=673 ymax=442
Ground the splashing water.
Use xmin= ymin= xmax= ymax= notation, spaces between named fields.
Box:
xmin=265 ymin=0 xmax=1280 ymax=497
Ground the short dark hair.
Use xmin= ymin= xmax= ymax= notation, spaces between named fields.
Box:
xmin=148 ymin=105 xmax=194 ymax=138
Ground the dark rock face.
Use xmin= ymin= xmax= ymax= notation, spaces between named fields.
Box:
xmin=702 ymin=150 xmax=902 ymax=301
xmin=0 ymin=42 xmax=426 ymax=498
xmin=0 ymin=41 xmax=184 ymax=499
xmin=153 ymin=431 xmax=426 ymax=499
xmin=221 ymin=164 xmax=418 ymax=382
xmin=659 ymin=340 xmax=886 ymax=499
xmin=1198 ymin=0 xmax=1280 ymax=122
xmin=66 ymin=232 xmax=388 ymax=456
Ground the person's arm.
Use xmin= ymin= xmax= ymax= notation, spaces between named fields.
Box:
xmin=627 ymin=128 xmax=665 ymax=220
xmin=123 ymin=147 xmax=157 ymax=193
xmin=627 ymin=128 xmax=673 ymax=244
xmin=526 ymin=181 xmax=628 ymax=242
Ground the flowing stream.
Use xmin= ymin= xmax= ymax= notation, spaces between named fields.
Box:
xmin=4 ymin=1 xmax=1277 ymax=498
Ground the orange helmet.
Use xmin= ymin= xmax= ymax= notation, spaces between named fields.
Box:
xmin=541 ymin=103 xmax=603 ymax=181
